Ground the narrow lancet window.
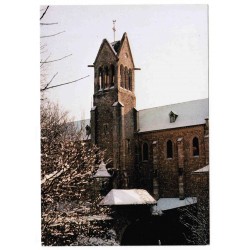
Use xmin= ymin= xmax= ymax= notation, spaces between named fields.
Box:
xmin=98 ymin=67 xmax=103 ymax=90
xmin=125 ymin=67 xmax=128 ymax=89
xmin=167 ymin=140 xmax=173 ymax=158
xmin=104 ymin=66 xmax=109 ymax=88
xmin=110 ymin=64 xmax=115 ymax=87
xmin=193 ymin=137 xmax=199 ymax=156
xmin=120 ymin=65 xmax=124 ymax=88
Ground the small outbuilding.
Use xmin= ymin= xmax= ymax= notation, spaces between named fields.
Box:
xmin=99 ymin=189 xmax=156 ymax=206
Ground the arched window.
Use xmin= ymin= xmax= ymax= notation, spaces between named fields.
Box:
xmin=167 ymin=140 xmax=173 ymax=158
xmin=110 ymin=64 xmax=115 ymax=87
xmin=120 ymin=65 xmax=124 ymax=88
xmin=193 ymin=137 xmax=199 ymax=156
xmin=142 ymin=143 xmax=149 ymax=161
xmin=125 ymin=67 xmax=128 ymax=89
xmin=128 ymin=69 xmax=132 ymax=91
xmin=98 ymin=67 xmax=103 ymax=90
xmin=104 ymin=66 xmax=109 ymax=88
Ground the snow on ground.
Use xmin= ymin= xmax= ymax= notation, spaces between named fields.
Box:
xmin=73 ymin=230 xmax=119 ymax=246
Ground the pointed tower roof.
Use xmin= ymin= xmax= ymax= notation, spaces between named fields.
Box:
xmin=93 ymin=38 xmax=118 ymax=65
xmin=117 ymin=32 xmax=135 ymax=67
xmin=93 ymin=33 xmax=135 ymax=67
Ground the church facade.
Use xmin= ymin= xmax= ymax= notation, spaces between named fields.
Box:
xmin=86 ymin=32 xmax=209 ymax=200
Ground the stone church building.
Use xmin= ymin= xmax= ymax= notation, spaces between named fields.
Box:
xmin=83 ymin=32 xmax=209 ymax=202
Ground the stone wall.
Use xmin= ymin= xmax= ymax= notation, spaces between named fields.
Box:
xmin=136 ymin=124 xmax=208 ymax=198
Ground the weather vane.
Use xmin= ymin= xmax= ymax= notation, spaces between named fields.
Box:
xmin=112 ymin=20 xmax=116 ymax=42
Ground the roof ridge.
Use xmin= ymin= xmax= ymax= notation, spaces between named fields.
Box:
xmin=93 ymin=38 xmax=118 ymax=64
xmin=138 ymin=98 xmax=208 ymax=112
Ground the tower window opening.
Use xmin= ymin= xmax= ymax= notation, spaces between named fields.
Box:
xmin=110 ymin=64 xmax=115 ymax=87
xmin=125 ymin=67 xmax=128 ymax=89
xmin=98 ymin=67 xmax=103 ymax=90
xmin=104 ymin=66 xmax=109 ymax=88
xmin=167 ymin=140 xmax=173 ymax=159
xmin=120 ymin=65 xmax=124 ymax=88
xmin=193 ymin=137 xmax=199 ymax=156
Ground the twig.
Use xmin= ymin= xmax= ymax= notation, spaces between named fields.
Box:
xmin=40 ymin=54 xmax=72 ymax=64
xmin=40 ymin=22 xmax=58 ymax=25
xmin=40 ymin=6 xmax=49 ymax=20
xmin=41 ymin=31 xmax=65 ymax=38
xmin=44 ymin=75 xmax=90 ymax=90
xmin=41 ymin=72 xmax=58 ymax=91
xmin=40 ymin=53 xmax=51 ymax=68
xmin=40 ymin=44 xmax=47 ymax=50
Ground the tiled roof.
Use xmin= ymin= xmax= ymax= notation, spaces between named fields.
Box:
xmin=110 ymin=40 xmax=121 ymax=53
xmin=138 ymin=98 xmax=208 ymax=133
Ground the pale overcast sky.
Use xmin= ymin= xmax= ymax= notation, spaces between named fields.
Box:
xmin=40 ymin=5 xmax=208 ymax=120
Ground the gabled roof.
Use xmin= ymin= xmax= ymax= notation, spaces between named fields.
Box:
xmin=93 ymin=38 xmax=118 ymax=65
xmin=117 ymin=32 xmax=135 ymax=67
xmin=93 ymin=33 xmax=135 ymax=67
xmin=138 ymin=98 xmax=208 ymax=133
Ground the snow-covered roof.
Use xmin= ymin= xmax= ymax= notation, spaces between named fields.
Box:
xmin=151 ymin=197 xmax=197 ymax=215
xmin=93 ymin=161 xmax=111 ymax=178
xmin=193 ymin=165 xmax=209 ymax=174
xmin=138 ymin=98 xmax=208 ymax=133
xmin=99 ymin=189 xmax=156 ymax=206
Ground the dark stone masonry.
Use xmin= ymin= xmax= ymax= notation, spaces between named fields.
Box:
xmin=88 ymin=32 xmax=209 ymax=200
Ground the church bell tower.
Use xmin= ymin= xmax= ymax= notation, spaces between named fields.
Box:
xmin=89 ymin=32 xmax=138 ymax=188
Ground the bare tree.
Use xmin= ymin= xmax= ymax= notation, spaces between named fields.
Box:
xmin=41 ymin=101 xmax=116 ymax=246
xmin=178 ymin=174 xmax=209 ymax=245
xmin=40 ymin=5 xmax=89 ymax=95
xmin=40 ymin=7 xmax=115 ymax=245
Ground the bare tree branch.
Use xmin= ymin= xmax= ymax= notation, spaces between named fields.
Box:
xmin=41 ymin=72 xmax=58 ymax=91
xmin=40 ymin=49 xmax=48 ymax=55
xmin=40 ymin=53 xmax=51 ymax=68
xmin=40 ymin=22 xmax=58 ymax=25
xmin=41 ymin=31 xmax=65 ymax=38
xmin=43 ymin=75 xmax=90 ymax=91
xmin=40 ymin=54 xmax=72 ymax=64
xmin=40 ymin=5 xmax=49 ymax=20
